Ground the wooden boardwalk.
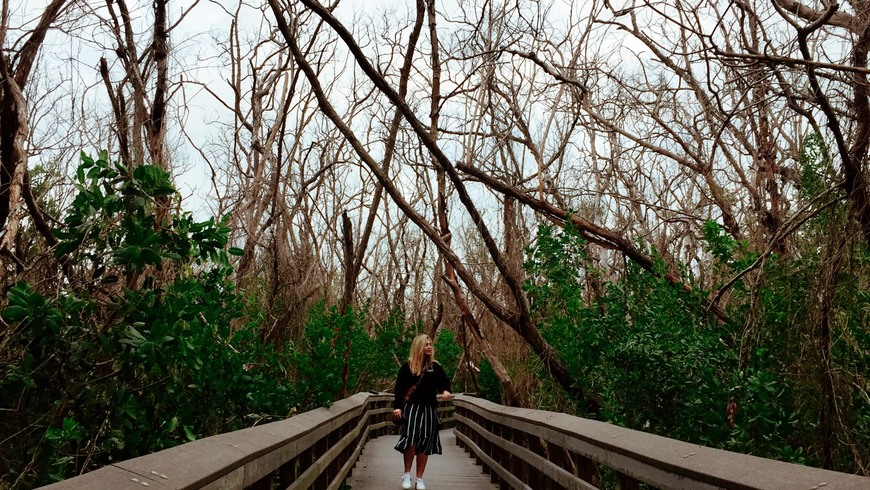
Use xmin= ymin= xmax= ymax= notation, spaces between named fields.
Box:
xmin=346 ymin=429 xmax=499 ymax=490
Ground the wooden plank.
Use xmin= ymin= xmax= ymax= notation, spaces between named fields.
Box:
xmin=345 ymin=429 xmax=500 ymax=490
xmin=453 ymin=430 xmax=531 ymax=490
xmin=40 ymin=465 xmax=169 ymax=489
xmin=287 ymin=409 xmax=369 ymax=490
xmin=455 ymin=413 xmax=597 ymax=490
xmin=454 ymin=396 xmax=870 ymax=490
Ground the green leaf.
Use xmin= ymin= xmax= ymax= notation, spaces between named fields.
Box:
xmin=127 ymin=326 xmax=146 ymax=341
xmin=45 ymin=428 xmax=63 ymax=441
xmin=141 ymin=248 xmax=162 ymax=266
xmin=183 ymin=426 xmax=196 ymax=442
xmin=2 ymin=305 xmax=29 ymax=322
xmin=80 ymin=151 xmax=94 ymax=166
xmin=87 ymin=166 xmax=101 ymax=180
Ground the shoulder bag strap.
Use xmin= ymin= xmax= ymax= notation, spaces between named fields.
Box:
xmin=402 ymin=371 xmax=425 ymax=404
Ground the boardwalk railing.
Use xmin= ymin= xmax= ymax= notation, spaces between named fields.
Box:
xmin=42 ymin=392 xmax=868 ymax=489
xmin=453 ymin=395 xmax=869 ymax=489
xmin=43 ymin=392 xmax=454 ymax=490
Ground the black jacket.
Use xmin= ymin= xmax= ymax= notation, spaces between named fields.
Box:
xmin=393 ymin=361 xmax=451 ymax=409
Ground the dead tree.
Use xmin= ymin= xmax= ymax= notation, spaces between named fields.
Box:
xmin=268 ymin=0 xmax=598 ymax=412
xmin=0 ymin=0 xmax=70 ymax=281
xmin=97 ymin=0 xmax=186 ymax=172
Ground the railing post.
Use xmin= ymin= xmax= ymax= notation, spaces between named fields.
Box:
xmin=512 ymin=428 xmax=530 ymax=486
xmin=546 ymin=443 xmax=571 ymax=490
xmin=375 ymin=398 xmax=386 ymax=438
xmin=314 ymin=436 xmax=330 ymax=489
xmin=475 ymin=412 xmax=486 ymax=470
xmin=493 ymin=421 xmax=506 ymax=488
xmin=383 ymin=398 xmax=393 ymax=437
xmin=299 ymin=445 xmax=314 ymax=479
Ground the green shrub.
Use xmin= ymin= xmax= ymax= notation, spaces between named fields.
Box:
xmin=0 ymin=152 xmax=295 ymax=486
xmin=523 ymin=215 xmax=869 ymax=471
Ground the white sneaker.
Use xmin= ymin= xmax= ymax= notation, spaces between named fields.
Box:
xmin=416 ymin=479 xmax=426 ymax=490
xmin=401 ymin=474 xmax=412 ymax=490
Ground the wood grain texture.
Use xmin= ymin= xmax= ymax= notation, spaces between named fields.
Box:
xmin=345 ymin=430 xmax=498 ymax=490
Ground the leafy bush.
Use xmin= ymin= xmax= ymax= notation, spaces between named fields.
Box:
xmin=292 ymin=303 xmax=415 ymax=409
xmin=475 ymin=359 xmax=502 ymax=403
xmin=525 ymin=222 xmax=737 ymax=448
xmin=0 ymin=152 xmax=295 ymax=486
xmin=433 ymin=329 xmax=461 ymax=381
xmin=524 ymin=216 xmax=869 ymax=471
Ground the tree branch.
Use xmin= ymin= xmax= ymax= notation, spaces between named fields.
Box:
xmin=458 ymin=162 xmax=730 ymax=322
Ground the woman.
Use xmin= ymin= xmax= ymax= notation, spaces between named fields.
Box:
xmin=393 ymin=334 xmax=453 ymax=490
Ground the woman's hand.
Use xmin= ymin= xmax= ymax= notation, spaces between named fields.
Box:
xmin=440 ymin=390 xmax=453 ymax=401
xmin=393 ymin=409 xmax=402 ymax=417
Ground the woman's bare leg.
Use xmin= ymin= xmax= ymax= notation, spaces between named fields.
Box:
xmin=403 ymin=446 xmax=415 ymax=472
xmin=415 ymin=453 xmax=428 ymax=478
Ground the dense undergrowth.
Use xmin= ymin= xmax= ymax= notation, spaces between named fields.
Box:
xmin=510 ymin=216 xmax=869 ymax=472
xmin=1 ymin=148 xmax=868 ymax=486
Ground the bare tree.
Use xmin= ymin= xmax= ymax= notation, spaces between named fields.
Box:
xmin=267 ymin=0 xmax=601 ymax=410
xmin=180 ymin=2 xmax=336 ymax=345
xmin=0 ymin=0 xmax=71 ymax=278
xmin=95 ymin=0 xmax=197 ymax=172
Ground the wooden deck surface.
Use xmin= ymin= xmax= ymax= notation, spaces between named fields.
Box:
xmin=345 ymin=429 xmax=499 ymax=490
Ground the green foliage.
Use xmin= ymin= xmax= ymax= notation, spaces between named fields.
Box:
xmin=799 ymin=133 xmax=833 ymax=201
xmin=524 ymin=222 xmax=589 ymax=315
xmin=525 ymin=223 xmax=736 ymax=447
xmin=727 ymin=362 xmax=802 ymax=463
xmin=0 ymin=152 xmax=295 ymax=487
xmin=524 ymin=208 xmax=870 ymax=471
xmin=292 ymin=303 xmax=414 ymax=409
xmin=475 ymin=359 xmax=502 ymax=403
xmin=291 ymin=305 xmax=463 ymax=409
xmin=434 ymin=329 xmax=461 ymax=381
xmin=53 ymin=151 xmax=232 ymax=273
xmin=293 ymin=303 xmax=349 ymax=407
xmin=701 ymin=220 xmax=758 ymax=274
xmin=42 ymin=418 xmax=86 ymax=482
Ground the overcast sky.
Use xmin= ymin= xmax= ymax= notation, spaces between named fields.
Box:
xmin=15 ymin=0 xmax=445 ymax=216
xmin=17 ymin=0 xmax=620 ymax=221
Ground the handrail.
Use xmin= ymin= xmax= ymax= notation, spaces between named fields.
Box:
xmin=40 ymin=392 xmax=867 ymax=489
xmin=40 ymin=392 xmax=455 ymax=490
xmin=452 ymin=394 xmax=869 ymax=489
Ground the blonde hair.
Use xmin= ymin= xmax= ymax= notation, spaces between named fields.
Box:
xmin=408 ymin=334 xmax=435 ymax=375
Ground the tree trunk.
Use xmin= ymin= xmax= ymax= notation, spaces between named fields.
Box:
xmin=815 ymin=227 xmax=847 ymax=469
xmin=443 ymin=275 xmax=520 ymax=406
xmin=0 ymin=0 xmax=69 ymax=266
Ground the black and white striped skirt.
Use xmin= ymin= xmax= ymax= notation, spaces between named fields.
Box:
xmin=394 ymin=403 xmax=442 ymax=455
